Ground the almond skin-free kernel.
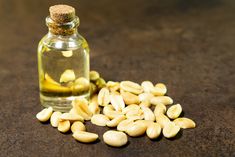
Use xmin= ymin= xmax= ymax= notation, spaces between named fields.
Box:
xmin=91 ymin=114 xmax=110 ymax=126
xmin=50 ymin=111 xmax=62 ymax=127
xmin=162 ymin=122 xmax=180 ymax=138
xmin=166 ymin=104 xmax=182 ymax=119
xmin=58 ymin=120 xmax=70 ymax=133
xmin=98 ymin=88 xmax=110 ymax=106
xmin=103 ymin=130 xmax=128 ymax=147
xmin=146 ymin=123 xmax=161 ymax=139
xmin=173 ymin=118 xmax=196 ymax=129
xmin=71 ymin=121 xmax=86 ymax=133
xmin=36 ymin=107 xmax=53 ymax=122
xmin=72 ymin=131 xmax=98 ymax=143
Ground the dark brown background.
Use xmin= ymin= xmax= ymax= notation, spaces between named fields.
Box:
xmin=0 ymin=0 xmax=234 ymax=157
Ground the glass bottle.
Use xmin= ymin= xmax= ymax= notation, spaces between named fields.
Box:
xmin=37 ymin=5 xmax=90 ymax=112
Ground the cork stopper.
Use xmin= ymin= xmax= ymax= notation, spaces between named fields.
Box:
xmin=49 ymin=4 xmax=75 ymax=23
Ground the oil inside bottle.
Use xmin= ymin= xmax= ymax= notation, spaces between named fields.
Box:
xmin=38 ymin=40 xmax=90 ymax=112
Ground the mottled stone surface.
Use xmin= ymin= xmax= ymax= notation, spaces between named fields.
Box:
xmin=0 ymin=0 xmax=234 ymax=157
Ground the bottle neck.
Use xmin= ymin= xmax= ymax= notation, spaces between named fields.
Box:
xmin=46 ymin=16 xmax=79 ymax=36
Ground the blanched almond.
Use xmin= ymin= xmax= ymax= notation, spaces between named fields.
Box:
xmin=59 ymin=69 xmax=75 ymax=83
xmin=139 ymin=93 xmax=154 ymax=102
xmin=72 ymin=131 xmax=98 ymax=143
xmin=154 ymin=103 xmax=167 ymax=116
xmin=150 ymin=83 xmax=167 ymax=96
xmin=103 ymin=105 xmax=123 ymax=119
xmin=106 ymin=81 xmax=120 ymax=92
xmin=103 ymin=105 xmax=115 ymax=113
xmin=126 ymin=108 xmax=144 ymax=120
xmin=96 ymin=78 xmax=106 ymax=89
xmin=89 ymin=71 xmax=100 ymax=81
xmin=88 ymin=102 xmax=100 ymax=115
xmin=50 ymin=111 xmax=62 ymax=127
xmin=135 ymin=120 xmax=154 ymax=128
xmin=167 ymin=104 xmax=182 ymax=119
xmin=61 ymin=51 xmax=73 ymax=57
xmin=146 ymin=123 xmax=161 ymax=139
xmin=139 ymin=100 xmax=151 ymax=108
xmin=110 ymin=90 xmax=120 ymax=95
xmin=98 ymin=88 xmax=110 ymax=106
xmin=103 ymin=130 xmax=128 ymax=147
xmin=151 ymin=96 xmax=173 ymax=105
xmin=121 ymin=91 xmax=140 ymax=105
xmin=72 ymin=98 xmax=92 ymax=120
xmin=155 ymin=83 xmax=167 ymax=93
xmin=122 ymin=104 xmax=140 ymax=114
xmin=125 ymin=108 xmax=142 ymax=116
xmin=141 ymin=106 xmax=155 ymax=121
xmin=58 ymin=120 xmax=70 ymax=133
xmin=106 ymin=115 xmax=126 ymax=127
xmin=127 ymin=115 xmax=144 ymax=121
xmin=90 ymin=82 xmax=98 ymax=95
xmin=110 ymin=94 xmax=125 ymax=111
xmin=74 ymin=77 xmax=90 ymax=91
xmin=117 ymin=119 xmax=134 ymax=132
xmin=60 ymin=113 xmax=84 ymax=122
xmin=91 ymin=114 xmax=110 ymax=126
xmin=71 ymin=121 xmax=86 ymax=133
xmin=162 ymin=122 xmax=180 ymax=138
xmin=36 ymin=107 xmax=53 ymax=122
xmin=120 ymin=81 xmax=143 ymax=95
xmin=155 ymin=113 xmax=171 ymax=128
xmin=104 ymin=110 xmax=123 ymax=120
xmin=141 ymin=81 xmax=154 ymax=93
xmin=126 ymin=122 xmax=147 ymax=137
xmin=173 ymin=118 xmax=196 ymax=129
xmin=89 ymin=95 xmax=100 ymax=114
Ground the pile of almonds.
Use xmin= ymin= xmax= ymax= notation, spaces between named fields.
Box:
xmin=36 ymin=71 xmax=196 ymax=147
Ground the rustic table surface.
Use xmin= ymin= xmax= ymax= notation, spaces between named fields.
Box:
xmin=0 ymin=0 xmax=234 ymax=157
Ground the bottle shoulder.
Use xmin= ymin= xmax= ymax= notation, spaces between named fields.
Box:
xmin=38 ymin=33 xmax=89 ymax=51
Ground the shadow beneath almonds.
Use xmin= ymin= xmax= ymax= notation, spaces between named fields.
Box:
xmin=75 ymin=138 xmax=101 ymax=145
xmin=60 ymin=130 xmax=72 ymax=135
xmin=106 ymin=141 xmax=130 ymax=149
xmin=39 ymin=121 xmax=50 ymax=125
xmin=180 ymin=111 xmax=185 ymax=117
xmin=150 ymin=133 xmax=164 ymax=142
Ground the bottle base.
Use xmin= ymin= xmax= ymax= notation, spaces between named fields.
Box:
xmin=40 ymin=93 xmax=90 ymax=112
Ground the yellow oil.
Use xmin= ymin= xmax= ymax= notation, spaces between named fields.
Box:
xmin=38 ymin=35 xmax=90 ymax=112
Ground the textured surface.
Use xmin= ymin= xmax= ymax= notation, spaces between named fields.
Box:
xmin=0 ymin=0 xmax=235 ymax=157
